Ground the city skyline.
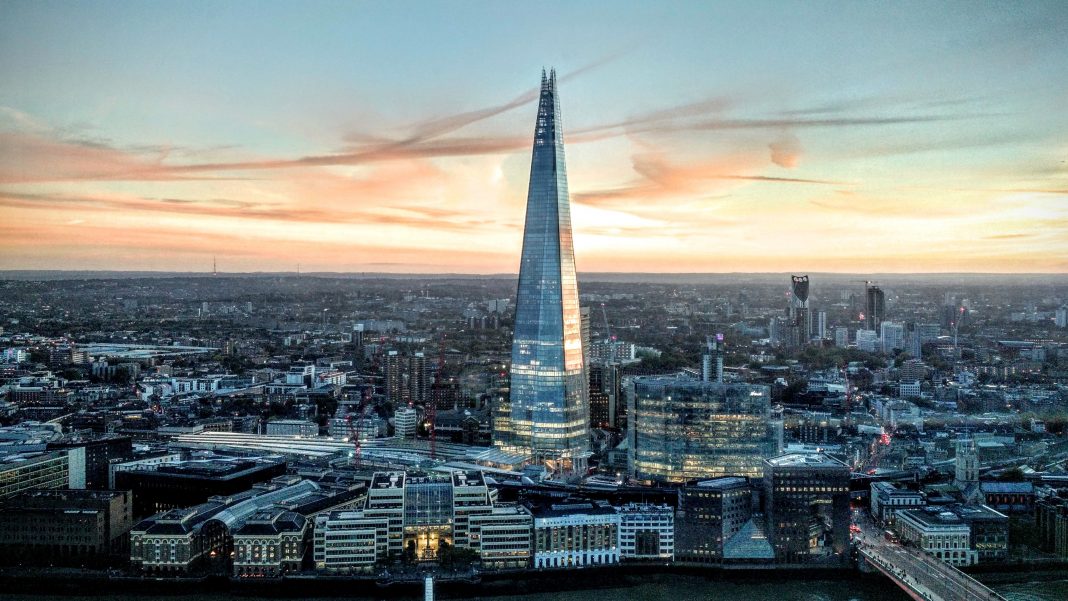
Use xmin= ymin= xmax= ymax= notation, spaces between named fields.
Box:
xmin=2 ymin=2 xmax=1067 ymax=273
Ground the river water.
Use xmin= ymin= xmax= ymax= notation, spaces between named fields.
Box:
xmin=1 ymin=576 xmax=1065 ymax=601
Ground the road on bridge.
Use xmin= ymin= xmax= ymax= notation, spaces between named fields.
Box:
xmin=853 ymin=509 xmax=1005 ymax=601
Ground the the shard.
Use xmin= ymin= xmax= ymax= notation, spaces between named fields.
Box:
xmin=498 ymin=69 xmax=589 ymax=476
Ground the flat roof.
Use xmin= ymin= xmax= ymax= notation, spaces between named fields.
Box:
xmin=765 ymin=452 xmax=848 ymax=469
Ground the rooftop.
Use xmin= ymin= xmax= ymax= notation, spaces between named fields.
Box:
xmin=765 ymin=452 xmax=849 ymax=470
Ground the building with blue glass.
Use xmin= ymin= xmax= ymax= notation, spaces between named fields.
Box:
xmin=497 ymin=70 xmax=589 ymax=476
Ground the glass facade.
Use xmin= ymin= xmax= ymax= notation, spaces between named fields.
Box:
xmin=502 ymin=69 xmax=588 ymax=471
xmin=630 ymin=378 xmax=775 ymax=483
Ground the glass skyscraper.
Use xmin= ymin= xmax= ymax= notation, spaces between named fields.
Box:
xmin=627 ymin=377 xmax=777 ymax=483
xmin=498 ymin=69 xmax=589 ymax=475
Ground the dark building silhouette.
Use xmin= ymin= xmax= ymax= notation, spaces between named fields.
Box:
xmin=115 ymin=457 xmax=286 ymax=518
xmin=865 ymin=282 xmax=886 ymax=331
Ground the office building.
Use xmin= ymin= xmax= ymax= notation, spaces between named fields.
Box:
xmin=1036 ymin=492 xmax=1068 ymax=559
xmin=0 ymin=447 xmax=84 ymax=500
xmin=313 ymin=470 xmax=506 ymax=572
xmin=48 ymin=435 xmax=133 ymax=490
xmin=676 ymin=477 xmax=753 ymax=563
xmin=763 ymin=453 xmax=850 ymax=564
xmin=0 ymin=489 xmax=133 ymax=567
xmin=588 ymin=362 xmax=622 ymax=428
xmin=616 ymin=503 xmax=674 ymax=560
xmin=115 ymin=456 xmax=287 ymax=517
xmin=468 ymin=503 xmax=534 ymax=569
xmin=231 ymin=509 xmax=309 ymax=577
xmin=894 ymin=506 xmax=1000 ymax=566
xmin=855 ymin=329 xmax=880 ymax=353
xmin=500 ymin=70 xmax=589 ymax=476
xmin=530 ymin=500 xmax=620 ymax=568
xmin=628 ymin=377 xmax=775 ymax=483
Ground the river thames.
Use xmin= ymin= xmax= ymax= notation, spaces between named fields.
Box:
xmin=2 ymin=576 xmax=1066 ymax=601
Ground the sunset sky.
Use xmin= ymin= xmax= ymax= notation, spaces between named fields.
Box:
xmin=1 ymin=1 xmax=1066 ymax=273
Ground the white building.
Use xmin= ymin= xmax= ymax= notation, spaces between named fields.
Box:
xmin=856 ymin=329 xmax=880 ymax=353
xmin=617 ymin=503 xmax=674 ymax=560
xmin=834 ymin=327 xmax=849 ymax=348
xmin=870 ymin=481 xmax=925 ymax=523
xmin=394 ymin=407 xmax=418 ymax=439
xmin=468 ymin=503 xmax=533 ymax=569
xmin=898 ymin=380 xmax=922 ymax=399
xmin=895 ymin=508 xmax=977 ymax=566
xmin=880 ymin=322 xmax=905 ymax=354
xmin=532 ymin=501 xmax=620 ymax=569
xmin=1055 ymin=306 xmax=1067 ymax=328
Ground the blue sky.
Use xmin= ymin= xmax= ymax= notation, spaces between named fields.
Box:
xmin=1 ymin=1 xmax=1066 ymax=272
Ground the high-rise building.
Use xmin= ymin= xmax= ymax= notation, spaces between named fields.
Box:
xmin=409 ymin=352 xmax=429 ymax=404
xmin=499 ymin=70 xmax=589 ymax=475
xmin=676 ymin=477 xmax=754 ymax=563
xmin=627 ymin=377 xmax=776 ymax=483
xmin=702 ymin=334 xmax=724 ymax=384
xmin=763 ymin=453 xmax=851 ymax=564
xmin=394 ymin=407 xmax=418 ymax=439
xmin=834 ymin=327 xmax=849 ymax=348
xmin=789 ymin=275 xmax=812 ymax=345
xmin=865 ymin=283 xmax=886 ymax=331
xmin=817 ymin=311 xmax=827 ymax=340
xmin=385 ymin=350 xmax=407 ymax=404
xmin=881 ymin=321 xmax=905 ymax=354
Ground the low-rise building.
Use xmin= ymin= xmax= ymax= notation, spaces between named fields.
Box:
xmin=0 ymin=447 xmax=84 ymax=499
xmin=115 ymin=456 xmax=287 ymax=517
xmin=0 ymin=489 xmax=133 ymax=567
xmin=468 ymin=503 xmax=533 ymax=569
xmin=870 ymin=481 xmax=925 ymax=524
xmin=530 ymin=501 xmax=620 ymax=569
xmin=131 ymin=477 xmax=348 ymax=575
xmin=265 ymin=420 xmax=318 ymax=437
xmin=617 ymin=503 xmax=674 ymax=561
xmin=979 ymin=481 xmax=1034 ymax=514
xmin=313 ymin=470 xmax=505 ymax=573
xmin=895 ymin=507 xmax=978 ymax=567
xmin=232 ymin=509 xmax=309 ymax=577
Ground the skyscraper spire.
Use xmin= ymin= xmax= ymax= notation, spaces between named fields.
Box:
xmin=495 ymin=69 xmax=589 ymax=477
